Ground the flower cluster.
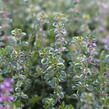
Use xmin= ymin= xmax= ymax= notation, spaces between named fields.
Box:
xmin=0 ymin=78 xmax=14 ymax=109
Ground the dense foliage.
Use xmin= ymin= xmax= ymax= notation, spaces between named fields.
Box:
xmin=0 ymin=0 xmax=109 ymax=109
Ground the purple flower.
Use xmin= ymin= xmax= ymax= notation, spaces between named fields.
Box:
xmin=0 ymin=42 xmax=5 ymax=47
xmin=0 ymin=94 xmax=14 ymax=102
xmin=0 ymin=36 xmax=9 ymax=41
xmin=7 ymin=96 xmax=14 ymax=101
xmin=76 ymin=0 xmax=80 ymax=3
xmin=0 ymin=84 xmax=5 ymax=90
xmin=0 ymin=78 xmax=14 ymax=108
xmin=102 ymin=35 xmax=109 ymax=49
xmin=4 ymin=87 xmax=13 ymax=92
xmin=0 ymin=104 xmax=10 ymax=109
xmin=0 ymin=96 xmax=3 ymax=102
xmin=3 ymin=82 xmax=11 ymax=88
xmin=0 ymin=105 xmax=4 ymax=109
xmin=0 ymin=78 xmax=14 ymax=93
xmin=4 ymin=78 xmax=14 ymax=84
xmin=98 ymin=26 xmax=106 ymax=32
xmin=103 ymin=35 xmax=109 ymax=44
